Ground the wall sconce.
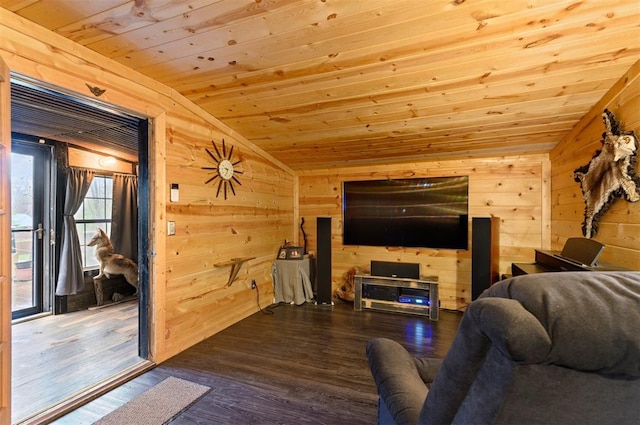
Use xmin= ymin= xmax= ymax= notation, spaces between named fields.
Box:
xmin=99 ymin=156 xmax=116 ymax=167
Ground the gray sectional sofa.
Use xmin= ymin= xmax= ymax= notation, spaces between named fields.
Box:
xmin=367 ymin=272 xmax=640 ymax=424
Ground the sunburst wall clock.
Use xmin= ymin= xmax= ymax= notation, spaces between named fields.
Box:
xmin=202 ymin=139 xmax=243 ymax=200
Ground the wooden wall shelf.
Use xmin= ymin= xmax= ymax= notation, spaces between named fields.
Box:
xmin=214 ymin=257 xmax=255 ymax=287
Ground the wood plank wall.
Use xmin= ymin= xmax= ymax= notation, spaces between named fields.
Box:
xmin=550 ymin=60 xmax=640 ymax=270
xmin=0 ymin=9 xmax=295 ymax=363
xmin=297 ymin=153 xmax=551 ymax=310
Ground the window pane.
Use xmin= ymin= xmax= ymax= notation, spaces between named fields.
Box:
xmin=104 ymin=177 xmax=113 ymax=196
xmin=74 ymin=203 xmax=84 ymax=220
xmin=85 ymin=182 xmax=97 ymax=198
xmin=75 ymin=175 xmax=113 ymax=268
xmin=83 ymin=199 xmax=107 ymax=220
xmin=75 ymin=222 xmax=86 ymax=266
xmin=85 ymin=252 xmax=99 ymax=268
xmin=87 ymin=177 xmax=103 ymax=198
xmin=88 ymin=222 xmax=104 ymax=237
xmin=11 ymin=153 xmax=34 ymax=230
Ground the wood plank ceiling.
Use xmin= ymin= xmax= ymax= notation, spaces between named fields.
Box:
xmin=2 ymin=0 xmax=639 ymax=170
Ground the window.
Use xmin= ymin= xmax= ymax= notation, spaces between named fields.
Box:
xmin=75 ymin=175 xmax=113 ymax=268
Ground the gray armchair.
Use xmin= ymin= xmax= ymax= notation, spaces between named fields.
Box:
xmin=367 ymin=272 xmax=640 ymax=424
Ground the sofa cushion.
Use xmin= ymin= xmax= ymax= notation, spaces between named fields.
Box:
xmin=482 ymin=272 xmax=640 ymax=376
xmin=494 ymin=363 xmax=640 ymax=425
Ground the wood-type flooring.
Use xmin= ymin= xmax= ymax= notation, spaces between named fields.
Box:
xmin=12 ymin=300 xmax=143 ymax=424
xmin=55 ymin=300 xmax=462 ymax=425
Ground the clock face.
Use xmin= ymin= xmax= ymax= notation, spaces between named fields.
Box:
xmin=218 ymin=159 xmax=234 ymax=180
xmin=202 ymin=139 xmax=243 ymax=199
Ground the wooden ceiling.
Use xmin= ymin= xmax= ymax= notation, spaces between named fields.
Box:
xmin=2 ymin=0 xmax=639 ymax=170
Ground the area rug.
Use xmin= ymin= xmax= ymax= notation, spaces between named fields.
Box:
xmin=93 ymin=376 xmax=210 ymax=425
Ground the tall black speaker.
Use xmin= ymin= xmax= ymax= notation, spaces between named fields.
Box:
xmin=316 ymin=217 xmax=333 ymax=305
xmin=471 ymin=217 xmax=500 ymax=300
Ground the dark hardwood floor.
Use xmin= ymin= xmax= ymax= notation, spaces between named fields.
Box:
xmin=54 ymin=300 xmax=462 ymax=425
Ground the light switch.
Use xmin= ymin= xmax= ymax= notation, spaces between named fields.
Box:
xmin=170 ymin=183 xmax=179 ymax=202
xmin=168 ymin=221 xmax=176 ymax=236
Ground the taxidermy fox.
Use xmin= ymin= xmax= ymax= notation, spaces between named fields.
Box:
xmin=87 ymin=228 xmax=139 ymax=295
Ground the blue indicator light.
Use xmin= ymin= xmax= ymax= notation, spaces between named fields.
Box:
xmin=398 ymin=295 xmax=430 ymax=306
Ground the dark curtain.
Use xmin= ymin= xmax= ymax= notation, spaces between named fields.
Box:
xmin=56 ymin=167 xmax=95 ymax=295
xmin=110 ymin=173 xmax=138 ymax=262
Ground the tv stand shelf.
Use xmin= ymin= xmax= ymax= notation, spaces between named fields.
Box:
xmin=354 ymin=275 xmax=439 ymax=320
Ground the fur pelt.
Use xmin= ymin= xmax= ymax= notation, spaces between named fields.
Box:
xmin=574 ymin=109 xmax=640 ymax=238
xmin=335 ymin=266 xmax=367 ymax=302
xmin=87 ymin=228 xmax=139 ymax=295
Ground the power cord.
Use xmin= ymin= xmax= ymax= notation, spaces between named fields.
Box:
xmin=252 ymin=280 xmax=281 ymax=315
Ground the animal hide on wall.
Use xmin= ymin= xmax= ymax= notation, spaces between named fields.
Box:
xmin=574 ymin=109 xmax=640 ymax=238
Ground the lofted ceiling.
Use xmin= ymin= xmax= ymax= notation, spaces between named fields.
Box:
xmin=2 ymin=0 xmax=639 ymax=170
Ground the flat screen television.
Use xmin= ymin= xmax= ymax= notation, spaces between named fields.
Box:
xmin=342 ymin=176 xmax=469 ymax=249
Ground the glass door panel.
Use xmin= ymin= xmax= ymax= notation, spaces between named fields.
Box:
xmin=11 ymin=228 xmax=34 ymax=311
xmin=11 ymin=144 xmax=48 ymax=319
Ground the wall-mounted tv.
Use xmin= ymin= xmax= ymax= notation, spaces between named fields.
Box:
xmin=342 ymin=176 xmax=469 ymax=250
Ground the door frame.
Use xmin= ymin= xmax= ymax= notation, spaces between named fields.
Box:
xmin=1 ymin=68 xmax=161 ymax=420
xmin=10 ymin=73 xmax=152 ymax=356
xmin=0 ymin=52 xmax=12 ymax=425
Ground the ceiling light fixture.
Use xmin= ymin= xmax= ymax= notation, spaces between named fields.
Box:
xmin=99 ymin=156 xmax=116 ymax=167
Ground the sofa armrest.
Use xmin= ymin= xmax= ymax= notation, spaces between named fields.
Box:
xmin=367 ymin=338 xmax=431 ymax=425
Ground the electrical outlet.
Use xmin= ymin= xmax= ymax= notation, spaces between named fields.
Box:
xmin=251 ymin=280 xmax=257 ymax=289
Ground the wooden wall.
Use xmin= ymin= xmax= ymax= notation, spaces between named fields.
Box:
xmin=550 ymin=60 xmax=640 ymax=270
xmin=297 ymin=153 xmax=551 ymax=310
xmin=0 ymin=9 xmax=295 ymax=363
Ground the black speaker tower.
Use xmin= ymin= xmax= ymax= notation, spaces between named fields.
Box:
xmin=471 ymin=217 xmax=500 ymax=300
xmin=315 ymin=217 xmax=333 ymax=305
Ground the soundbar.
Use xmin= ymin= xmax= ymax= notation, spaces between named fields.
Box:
xmin=371 ymin=260 xmax=420 ymax=279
